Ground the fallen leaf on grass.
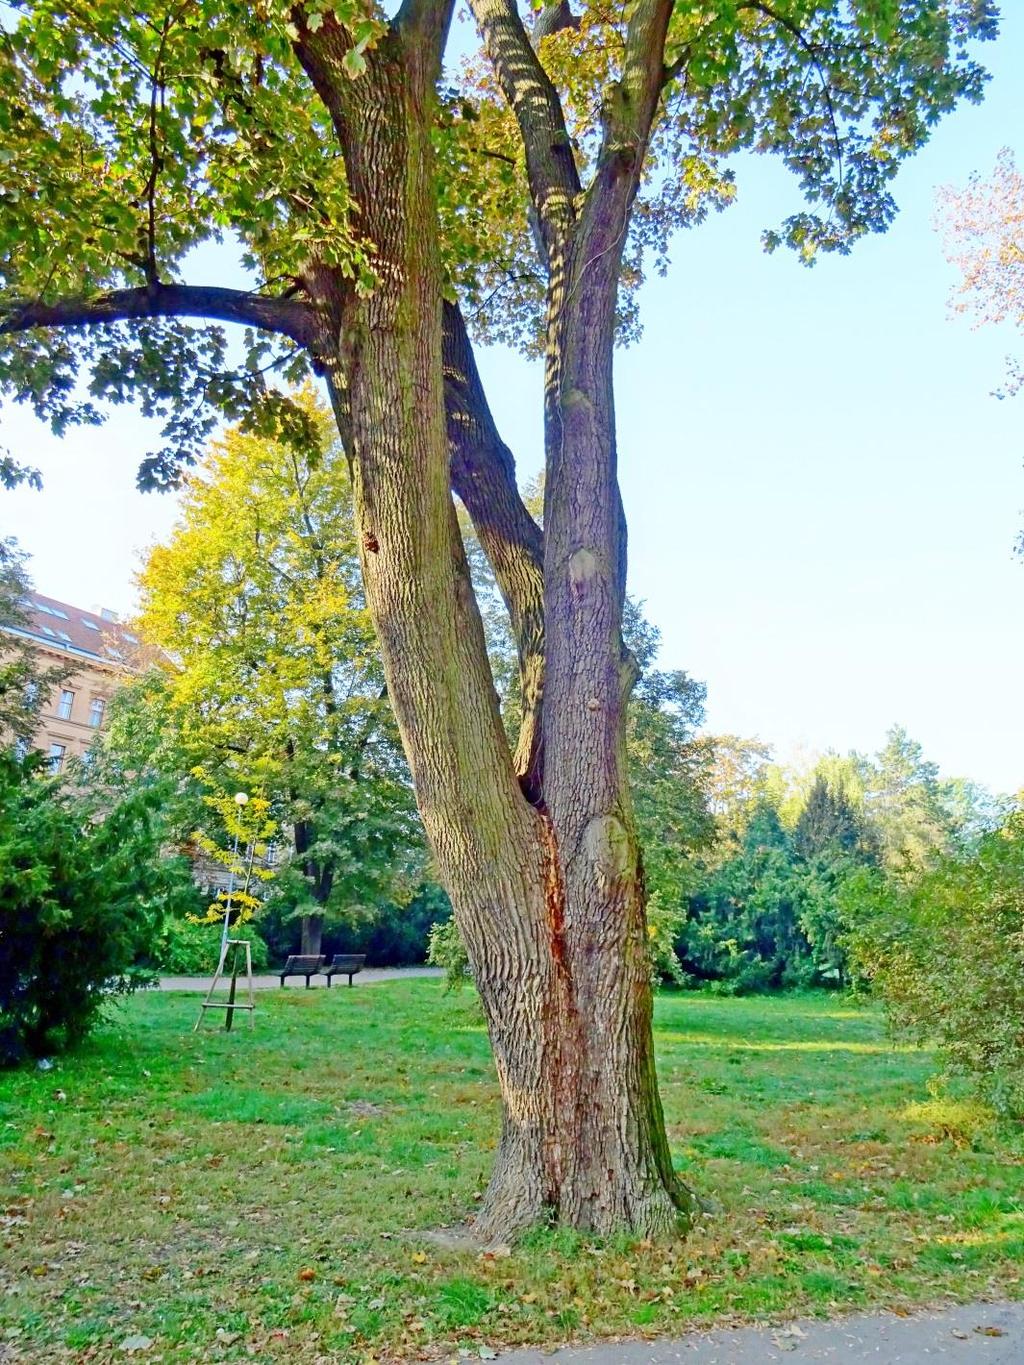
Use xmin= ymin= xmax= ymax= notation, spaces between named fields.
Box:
xmin=298 ymin=1267 xmax=316 ymax=1281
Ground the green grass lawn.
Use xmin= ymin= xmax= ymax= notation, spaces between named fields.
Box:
xmin=2 ymin=982 xmax=1022 ymax=1363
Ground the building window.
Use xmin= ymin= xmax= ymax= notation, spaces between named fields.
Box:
xmin=89 ymin=697 xmax=106 ymax=728
xmin=48 ymin=743 xmax=66 ymax=773
xmin=57 ymin=689 xmax=75 ymax=720
xmin=81 ymin=618 xmax=100 ymax=631
xmin=34 ymin=602 xmax=69 ymax=620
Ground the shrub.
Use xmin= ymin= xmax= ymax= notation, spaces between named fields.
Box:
xmin=155 ymin=916 xmax=270 ymax=974
xmin=902 ymin=1093 xmax=996 ymax=1147
xmin=0 ymin=751 xmax=195 ymax=1065
xmin=426 ymin=917 xmax=471 ymax=991
xmin=847 ymin=810 xmax=1024 ymax=1117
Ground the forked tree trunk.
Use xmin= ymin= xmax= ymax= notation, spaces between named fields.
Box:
xmin=296 ymin=19 xmax=692 ymax=1241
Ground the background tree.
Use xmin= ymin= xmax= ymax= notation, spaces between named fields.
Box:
xmin=864 ymin=725 xmax=953 ymax=874
xmin=702 ymin=735 xmax=774 ymax=853
xmin=130 ymin=399 xmax=423 ymax=956
xmin=845 ymin=805 xmax=1024 ymax=1117
xmin=678 ymin=732 xmax=1000 ymax=990
xmin=937 ymin=147 xmax=1024 ymax=399
xmin=793 ymin=774 xmax=869 ymax=862
xmin=680 ymin=800 xmax=815 ymax=991
xmin=0 ymin=0 xmax=998 ymax=1238
xmin=0 ymin=539 xmax=65 ymax=746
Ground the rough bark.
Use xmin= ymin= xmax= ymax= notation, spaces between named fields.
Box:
xmin=300 ymin=914 xmax=324 ymax=957
xmin=462 ymin=0 xmax=694 ymax=1237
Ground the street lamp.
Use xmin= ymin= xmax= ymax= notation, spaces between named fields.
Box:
xmin=219 ymin=791 xmax=250 ymax=960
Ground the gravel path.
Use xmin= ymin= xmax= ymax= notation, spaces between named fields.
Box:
xmin=154 ymin=966 xmax=443 ymax=991
xmin=495 ymin=1302 xmax=1024 ymax=1363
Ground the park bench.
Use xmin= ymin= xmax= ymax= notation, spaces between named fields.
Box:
xmin=279 ymin=954 xmax=326 ymax=987
xmin=325 ymin=953 xmax=366 ymax=987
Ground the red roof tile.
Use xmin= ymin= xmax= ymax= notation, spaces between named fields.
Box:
xmin=6 ymin=591 xmax=144 ymax=671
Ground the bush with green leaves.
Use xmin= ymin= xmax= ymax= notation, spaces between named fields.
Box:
xmin=426 ymin=917 xmax=471 ymax=992
xmin=845 ymin=810 xmax=1024 ymax=1117
xmin=154 ymin=917 xmax=270 ymax=975
xmin=0 ymin=750 xmax=195 ymax=1065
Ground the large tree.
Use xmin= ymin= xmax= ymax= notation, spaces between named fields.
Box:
xmin=0 ymin=0 xmax=997 ymax=1239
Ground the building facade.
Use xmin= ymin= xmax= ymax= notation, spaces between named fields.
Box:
xmin=2 ymin=592 xmax=141 ymax=770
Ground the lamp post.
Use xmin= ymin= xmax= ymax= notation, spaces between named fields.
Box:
xmin=219 ymin=790 xmax=249 ymax=961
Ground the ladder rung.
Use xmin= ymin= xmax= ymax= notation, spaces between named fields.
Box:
xmin=200 ymin=1002 xmax=256 ymax=1010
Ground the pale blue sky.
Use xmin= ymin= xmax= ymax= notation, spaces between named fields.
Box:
xmin=3 ymin=8 xmax=1022 ymax=791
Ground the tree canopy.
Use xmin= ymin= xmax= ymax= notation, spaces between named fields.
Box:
xmin=0 ymin=0 xmax=998 ymax=481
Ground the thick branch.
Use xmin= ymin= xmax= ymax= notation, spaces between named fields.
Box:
xmin=533 ymin=0 xmax=579 ymax=42
xmin=0 ymin=283 xmax=318 ymax=350
xmin=466 ymin=0 xmax=581 ymax=262
xmin=443 ymin=301 xmax=546 ymax=800
xmin=575 ymin=0 xmax=673 ymax=269
xmin=394 ymin=0 xmax=456 ymax=72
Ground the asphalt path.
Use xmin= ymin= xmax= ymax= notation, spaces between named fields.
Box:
xmin=495 ymin=1302 xmax=1024 ymax=1363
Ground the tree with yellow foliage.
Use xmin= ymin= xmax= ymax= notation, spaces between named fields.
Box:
xmin=135 ymin=398 xmax=422 ymax=955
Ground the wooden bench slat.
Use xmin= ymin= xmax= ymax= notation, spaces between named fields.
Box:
xmin=279 ymin=955 xmax=326 ymax=987
xmin=324 ymin=953 xmax=366 ymax=987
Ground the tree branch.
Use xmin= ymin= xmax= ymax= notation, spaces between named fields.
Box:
xmin=394 ymin=0 xmax=456 ymax=73
xmin=574 ymin=0 xmax=673 ymax=279
xmin=443 ymin=301 xmax=546 ymax=800
xmin=466 ymin=0 xmax=581 ymax=263
xmin=533 ymin=0 xmax=579 ymax=42
xmin=738 ymin=0 xmax=843 ymax=190
xmin=0 ymin=283 xmax=319 ymax=350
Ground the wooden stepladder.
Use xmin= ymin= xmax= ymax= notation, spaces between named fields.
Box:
xmin=194 ymin=937 xmax=256 ymax=1032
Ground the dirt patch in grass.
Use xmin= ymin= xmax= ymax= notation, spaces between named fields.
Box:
xmin=1 ymin=984 xmax=1022 ymax=1363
